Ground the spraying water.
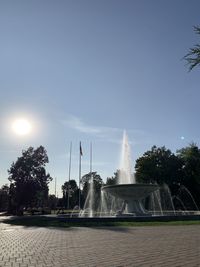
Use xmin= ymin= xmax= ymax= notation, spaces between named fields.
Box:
xmin=118 ymin=130 xmax=135 ymax=184
xmin=177 ymin=185 xmax=199 ymax=211
xmin=79 ymin=173 xmax=94 ymax=217
xmin=88 ymin=173 xmax=94 ymax=217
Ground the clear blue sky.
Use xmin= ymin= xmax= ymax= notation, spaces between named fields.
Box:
xmin=0 ymin=0 xmax=200 ymax=196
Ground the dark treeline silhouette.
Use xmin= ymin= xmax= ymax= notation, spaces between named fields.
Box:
xmin=1 ymin=143 xmax=200 ymax=214
xmin=7 ymin=146 xmax=52 ymax=215
xmin=135 ymin=143 xmax=200 ymax=208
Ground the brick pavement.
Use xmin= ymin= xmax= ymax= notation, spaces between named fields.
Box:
xmin=0 ymin=222 xmax=200 ymax=267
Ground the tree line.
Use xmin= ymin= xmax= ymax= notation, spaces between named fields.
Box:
xmin=1 ymin=142 xmax=200 ymax=214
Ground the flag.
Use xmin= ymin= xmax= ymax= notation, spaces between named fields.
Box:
xmin=80 ymin=142 xmax=83 ymax=156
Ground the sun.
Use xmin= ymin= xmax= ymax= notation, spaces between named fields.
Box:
xmin=12 ymin=118 xmax=32 ymax=136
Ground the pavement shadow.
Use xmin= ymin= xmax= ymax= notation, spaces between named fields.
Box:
xmin=88 ymin=226 xmax=133 ymax=233
xmin=1 ymin=216 xmax=135 ymax=233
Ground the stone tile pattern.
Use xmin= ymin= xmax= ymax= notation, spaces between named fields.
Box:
xmin=0 ymin=223 xmax=200 ymax=267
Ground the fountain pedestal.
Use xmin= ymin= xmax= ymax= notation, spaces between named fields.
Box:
xmin=102 ymin=184 xmax=158 ymax=216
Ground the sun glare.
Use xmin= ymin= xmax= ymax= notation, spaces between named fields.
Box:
xmin=12 ymin=119 xmax=32 ymax=136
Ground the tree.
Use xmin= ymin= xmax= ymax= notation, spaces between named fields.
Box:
xmin=177 ymin=143 xmax=200 ymax=184
xmin=81 ymin=172 xmax=103 ymax=209
xmin=135 ymin=146 xmax=183 ymax=187
xmin=177 ymin=143 xmax=200 ymax=206
xmin=61 ymin=179 xmax=78 ymax=209
xmin=184 ymin=26 xmax=200 ymax=71
xmin=8 ymin=146 xmax=52 ymax=214
xmin=0 ymin=184 xmax=9 ymax=212
xmin=47 ymin=194 xmax=58 ymax=211
xmin=106 ymin=171 xmax=119 ymax=185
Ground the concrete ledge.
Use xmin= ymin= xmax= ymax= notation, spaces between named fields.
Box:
xmin=2 ymin=214 xmax=200 ymax=224
xmin=56 ymin=214 xmax=200 ymax=223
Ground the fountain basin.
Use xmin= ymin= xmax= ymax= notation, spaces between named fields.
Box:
xmin=102 ymin=184 xmax=158 ymax=216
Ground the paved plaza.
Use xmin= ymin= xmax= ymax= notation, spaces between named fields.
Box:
xmin=0 ymin=221 xmax=200 ymax=267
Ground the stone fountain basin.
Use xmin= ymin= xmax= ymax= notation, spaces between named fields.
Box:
xmin=102 ymin=184 xmax=159 ymax=201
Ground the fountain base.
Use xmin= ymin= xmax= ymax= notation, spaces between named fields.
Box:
xmin=102 ymin=184 xmax=159 ymax=216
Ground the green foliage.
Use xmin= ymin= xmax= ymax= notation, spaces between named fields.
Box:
xmin=62 ymin=179 xmax=78 ymax=209
xmin=177 ymin=143 xmax=200 ymax=184
xmin=135 ymin=143 xmax=200 ymax=207
xmin=8 ymin=146 xmax=52 ymax=214
xmin=3 ymin=216 xmax=200 ymax=228
xmin=176 ymin=143 xmax=200 ymax=206
xmin=184 ymin=26 xmax=200 ymax=71
xmin=47 ymin=194 xmax=57 ymax=210
xmin=0 ymin=184 xmax=9 ymax=211
xmin=106 ymin=171 xmax=119 ymax=185
xmin=81 ymin=172 xmax=103 ymax=194
xmin=135 ymin=146 xmax=183 ymax=186
xmin=81 ymin=172 xmax=103 ymax=209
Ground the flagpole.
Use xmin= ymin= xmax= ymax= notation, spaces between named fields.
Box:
xmin=67 ymin=141 xmax=72 ymax=210
xmin=55 ymin=177 xmax=57 ymax=213
xmin=79 ymin=141 xmax=82 ymax=209
xmin=90 ymin=142 xmax=93 ymax=217
xmin=90 ymin=142 xmax=92 ymax=174
xmin=55 ymin=177 xmax=57 ymax=197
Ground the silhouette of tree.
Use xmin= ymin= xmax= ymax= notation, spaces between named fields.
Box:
xmin=106 ymin=171 xmax=119 ymax=185
xmin=135 ymin=146 xmax=183 ymax=187
xmin=62 ymin=179 xmax=78 ymax=209
xmin=177 ymin=143 xmax=200 ymax=183
xmin=47 ymin=194 xmax=58 ymax=211
xmin=8 ymin=146 xmax=52 ymax=214
xmin=177 ymin=143 xmax=200 ymax=206
xmin=0 ymin=184 xmax=9 ymax=212
xmin=81 ymin=172 xmax=103 ymax=209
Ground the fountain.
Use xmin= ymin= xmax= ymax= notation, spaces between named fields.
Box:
xmin=79 ymin=173 xmax=94 ymax=217
xmin=77 ymin=131 xmax=199 ymax=219
xmin=101 ymin=131 xmax=158 ymax=216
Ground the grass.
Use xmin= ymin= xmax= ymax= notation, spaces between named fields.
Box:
xmin=2 ymin=216 xmax=200 ymax=228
